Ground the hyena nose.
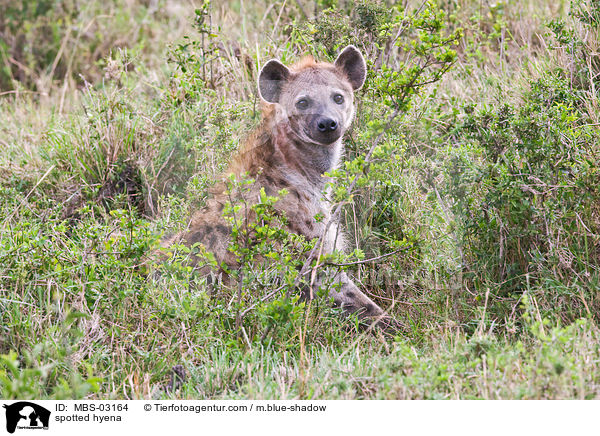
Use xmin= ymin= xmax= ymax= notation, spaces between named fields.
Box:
xmin=317 ymin=118 xmax=337 ymax=132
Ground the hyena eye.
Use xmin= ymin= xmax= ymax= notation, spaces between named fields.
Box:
xmin=333 ymin=94 xmax=344 ymax=104
xmin=296 ymin=98 xmax=309 ymax=110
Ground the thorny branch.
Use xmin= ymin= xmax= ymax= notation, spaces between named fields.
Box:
xmin=325 ymin=248 xmax=407 ymax=268
xmin=296 ymin=107 xmax=402 ymax=296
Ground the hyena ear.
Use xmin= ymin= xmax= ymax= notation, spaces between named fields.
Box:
xmin=258 ymin=59 xmax=291 ymax=103
xmin=334 ymin=45 xmax=367 ymax=91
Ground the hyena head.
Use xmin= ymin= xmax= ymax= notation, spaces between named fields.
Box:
xmin=258 ymin=45 xmax=367 ymax=146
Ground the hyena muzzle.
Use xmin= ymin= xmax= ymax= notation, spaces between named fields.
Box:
xmin=162 ymin=45 xmax=400 ymax=332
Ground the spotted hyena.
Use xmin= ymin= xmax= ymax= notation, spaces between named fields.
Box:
xmin=163 ymin=45 xmax=396 ymax=329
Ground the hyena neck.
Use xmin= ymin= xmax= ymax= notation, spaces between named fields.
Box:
xmin=231 ymin=119 xmax=342 ymax=191
xmin=270 ymin=123 xmax=342 ymax=188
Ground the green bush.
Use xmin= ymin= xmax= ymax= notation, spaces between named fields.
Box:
xmin=450 ymin=72 xmax=599 ymax=321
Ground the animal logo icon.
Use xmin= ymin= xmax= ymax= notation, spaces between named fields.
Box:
xmin=3 ymin=402 xmax=51 ymax=434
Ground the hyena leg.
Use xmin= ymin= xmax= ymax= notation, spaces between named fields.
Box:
xmin=324 ymin=270 xmax=383 ymax=317
xmin=314 ymin=270 xmax=402 ymax=332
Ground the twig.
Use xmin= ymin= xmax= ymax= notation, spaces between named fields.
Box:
xmin=240 ymin=276 xmax=306 ymax=318
xmin=384 ymin=0 xmax=428 ymax=65
xmin=0 ymin=90 xmax=48 ymax=97
xmin=271 ymin=0 xmax=289 ymax=41
xmin=325 ymin=248 xmax=406 ymax=267
xmin=49 ymin=26 xmax=72 ymax=80
xmin=293 ymin=0 xmax=308 ymax=19
xmin=297 ymin=108 xmax=402 ymax=291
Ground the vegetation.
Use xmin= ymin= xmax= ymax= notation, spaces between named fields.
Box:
xmin=1 ymin=0 xmax=599 ymax=399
